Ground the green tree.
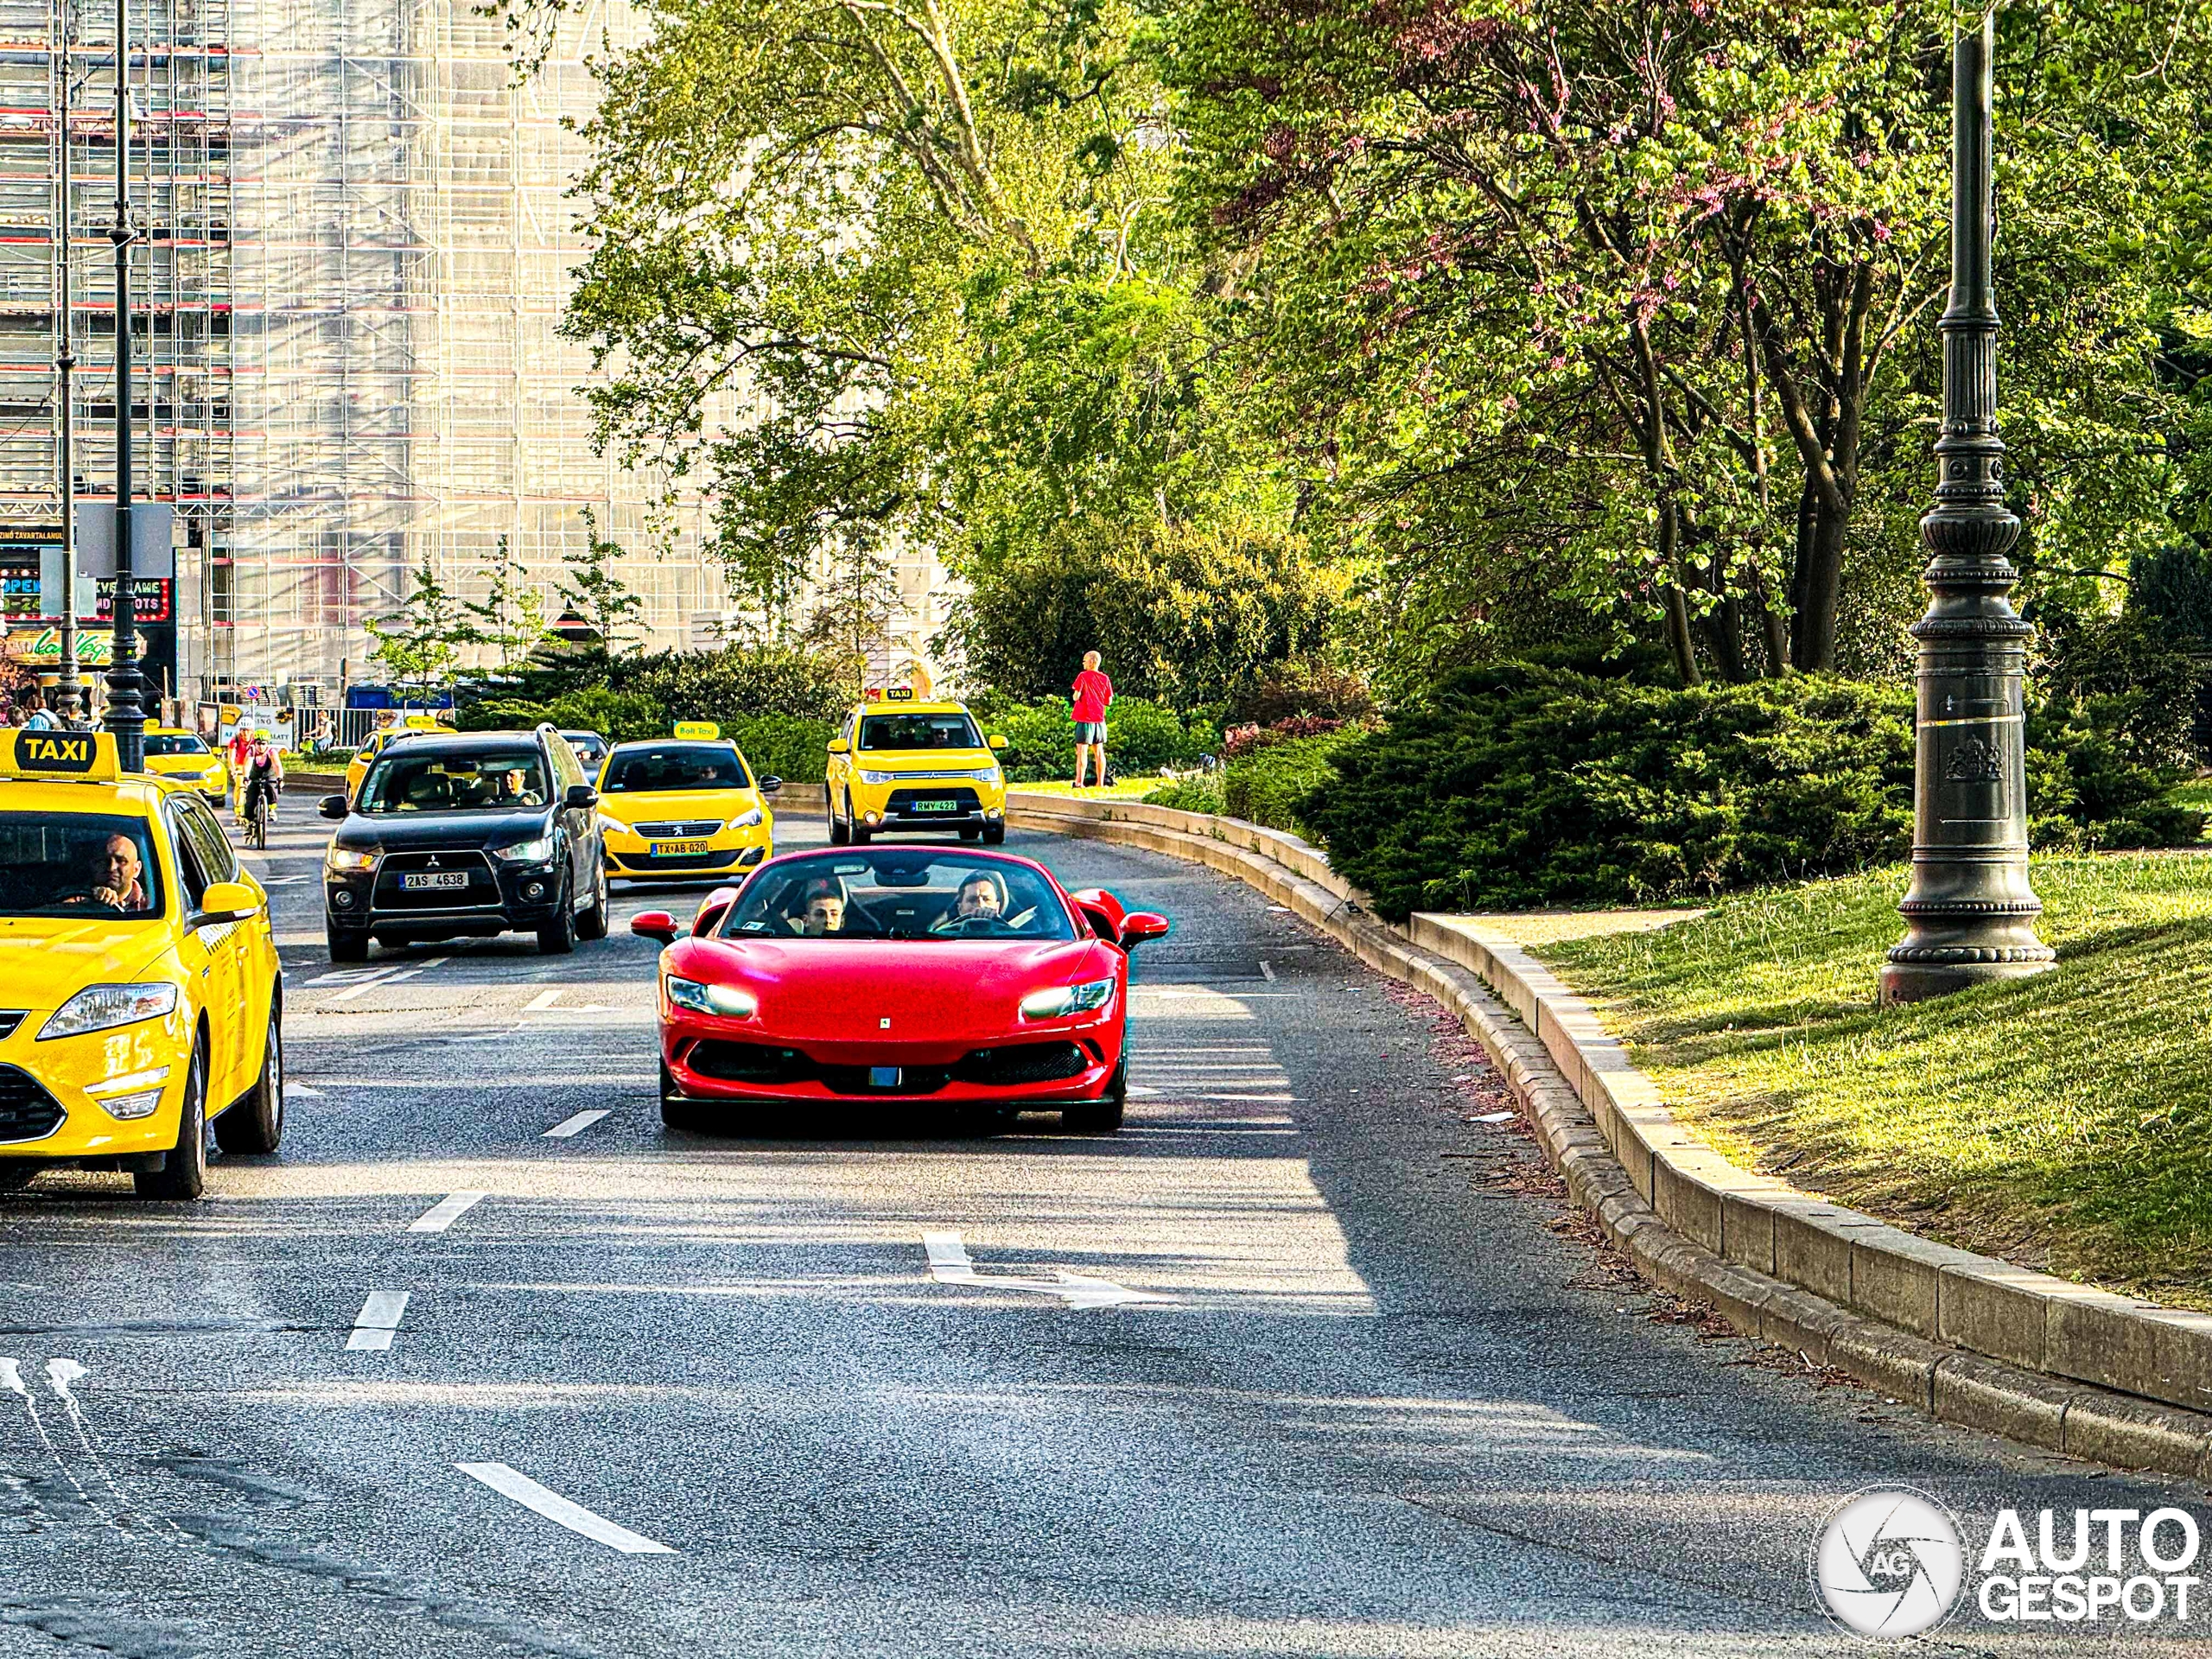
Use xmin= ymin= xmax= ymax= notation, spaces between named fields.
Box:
xmin=462 ymin=537 xmax=552 ymax=674
xmin=559 ymin=512 xmax=647 ymax=654
xmin=364 ymin=556 xmax=474 ymax=689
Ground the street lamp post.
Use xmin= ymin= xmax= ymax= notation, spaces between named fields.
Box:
xmin=1879 ymin=9 xmax=2053 ymax=1004
xmin=99 ymin=0 xmax=144 ymax=770
xmin=53 ymin=0 xmax=79 ymax=725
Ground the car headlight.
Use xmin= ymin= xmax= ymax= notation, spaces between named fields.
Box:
xmin=664 ymin=976 xmax=758 ymax=1018
xmin=728 ymin=807 xmax=764 ymax=830
xmin=860 ymin=770 xmax=897 ymax=785
xmin=596 ymin=811 xmax=626 ymax=835
xmin=490 ymin=836 xmax=556 ymax=861
xmin=38 ymin=982 xmax=180 ymax=1040
xmin=1020 ymin=977 xmax=1116 ymax=1021
xmin=326 ymin=846 xmax=378 ymax=874
xmin=973 ymin=766 xmax=1002 ymax=784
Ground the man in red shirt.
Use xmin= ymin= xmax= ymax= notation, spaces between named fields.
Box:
xmin=1071 ymin=651 xmax=1113 ymax=790
xmin=226 ymin=723 xmax=256 ymax=823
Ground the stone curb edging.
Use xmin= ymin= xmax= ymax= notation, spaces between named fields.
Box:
xmin=1003 ymin=789 xmax=2212 ymax=1484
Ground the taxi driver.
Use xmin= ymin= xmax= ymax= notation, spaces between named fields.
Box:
xmin=68 ymin=833 xmax=150 ymax=912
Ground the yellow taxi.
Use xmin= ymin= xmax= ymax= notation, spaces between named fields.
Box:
xmin=824 ymin=688 xmax=1009 ymax=845
xmin=594 ymin=721 xmax=781 ymax=884
xmin=343 ymin=712 xmax=455 ymax=801
xmin=0 ymin=729 xmax=284 ymax=1201
xmin=141 ymin=725 xmax=230 ymax=803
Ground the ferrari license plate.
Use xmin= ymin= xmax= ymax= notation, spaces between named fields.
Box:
xmin=651 ymin=840 xmax=711 ymax=855
xmin=402 ymin=871 xmax=468 ymax=891
xmin=912 ymin=800 xmax=959 ymax=813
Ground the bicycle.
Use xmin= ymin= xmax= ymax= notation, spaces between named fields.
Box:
xmin=244 ymin=780 xmax=276 ymax=850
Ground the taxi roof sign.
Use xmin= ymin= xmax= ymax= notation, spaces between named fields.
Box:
xmin=400 ymin=713 xmax=448 ymax=730
xmin=862 ymin=686 xmax=915 ymax=702
xmin=672 ymin=720 xmax=721 ymax=741
xmin=2 ymin=728 xmax=123 ymax=782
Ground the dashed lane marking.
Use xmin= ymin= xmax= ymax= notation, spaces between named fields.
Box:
xmin=1259 ymin=959 xmax=1277 ymax=982
xmin=346 ymin=1291 xmax=410 ymax=1352
xmin=456 ymin=1463 xmax=677 ymax=1555
xmin=522 ymin=988 xmax=563 ymax=1014
xmin=543 ymin=1109 xmax=610 ymax=1140
xmin=407 ymin=1192 xmax=488 ymax=1235
xmin=922 ymin=1230 xmax=1172 ymax=1310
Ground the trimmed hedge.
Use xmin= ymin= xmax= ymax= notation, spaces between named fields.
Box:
xmin=1299 ymin=664 xmax=2202 ymax=920
xmin=968 ymin=692 xmax=1220 ymax=782
xmin=1223 ymin=732 xmax=1351 ymax=831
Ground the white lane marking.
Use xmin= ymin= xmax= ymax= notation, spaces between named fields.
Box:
xmin=1125 ymin=1084 xmax=1163 ymax=1098
xmin=260 ymin=875 xmax=314 ymax=886
xmin=283 ymin=1082 xmax=327 ymax=1100
xmin=407 ymin=1192 xmax=488 ymax=1234
xmin=456 ymin=1463 xmax=677 ymax=1555
xmin=1198 ymin=1092 xmax=1296 ymax=1103
xmin=543 ymin=1109 xmax=610 ymax=1140
xmin=346 ymin=1291 xmax=411 ymax=1351
xmin=922 ymin=1231 xmax=1171 ymax=1310
xmin=1470 ymin=1110 xmax=1517 ymax=1125
xmin=302 ymin=966 xmax=390 ymax=987
xmin=1258 ymin=959 xmax=1276 ymax=982
xmin=331 ymin=957 xmax=448 ymax=1002
xmin=523 ymin=988 xmax=563 ymax=1013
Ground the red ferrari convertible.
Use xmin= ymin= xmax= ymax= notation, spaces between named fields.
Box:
xmin=630 ymin=847 xmax=1168 ymax=1133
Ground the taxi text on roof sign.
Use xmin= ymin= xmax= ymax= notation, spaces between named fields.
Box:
xmin=862 ymin=687 xmax=916 ymax=702
xmin=672 ymin=721 xmax=721 ymax=741
xmin=2 ymin=728 xmax=123 ymax=780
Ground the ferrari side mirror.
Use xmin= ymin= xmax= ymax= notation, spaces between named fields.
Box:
xmin=630 ymin=911 xmax=680 ymax=944
xmin=1120 ymin=911 xmax=1170 ymax=949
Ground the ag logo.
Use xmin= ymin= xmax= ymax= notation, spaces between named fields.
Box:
xmin=1811 ymin=1487 xmax=1964 ymax=1639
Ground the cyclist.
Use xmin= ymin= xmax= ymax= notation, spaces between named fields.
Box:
xmin=241 ymin=732 xmax=285 ymax=840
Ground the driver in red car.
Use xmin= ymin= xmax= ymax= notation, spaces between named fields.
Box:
xmin=932 ymin=872 xmax=1005 ymax=932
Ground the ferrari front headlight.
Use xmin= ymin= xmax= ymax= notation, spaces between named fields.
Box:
xmin=665 ymin=976 xmax=758 ymax=1018
xmin=39 ymin=982 xmax=179 ymax=1040
xmin=1020 ymin=977 xmax=1116 ymax=1021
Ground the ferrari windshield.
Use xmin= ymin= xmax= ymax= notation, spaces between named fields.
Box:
xmin=857 ymin=712 xmax=982 ymax=751
xmin=721 ymin=853 xmax=1074 ymax=941
xmin=603 ymin=744 xmax=751 ymax=792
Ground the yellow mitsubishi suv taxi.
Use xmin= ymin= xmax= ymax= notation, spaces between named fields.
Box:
xmin=824 ymin=688 xmax=1008 ymax=844
xmin=0 ymin=729 xmax=284 ymax=1200
xmin=344 ymin=712 xmax=455 ymax=802
xmin=141 ymin=726 xmax=231 ymax=804
xmin=594 ymin=722 xmax=782 ymax=884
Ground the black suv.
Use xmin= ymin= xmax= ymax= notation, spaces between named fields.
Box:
xmin=321 ymin=724 xmax=607 ymax=962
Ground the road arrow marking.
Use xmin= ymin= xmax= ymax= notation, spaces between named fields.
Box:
xmin=456 ymin=1463 xmax=676 ymax=1554
xmin=922 ymin=1231 xmax=1171 ymax=1310
xmin=346 ymin=1291 xmax=410 ymax=1351
xmin=283 ymin=1082 xmax=327 ymax=1100
xmin=543 ymin=1109 xmax=610 ymax=1140
xmin=408 ymin=1192 xmax=487 ymax=1234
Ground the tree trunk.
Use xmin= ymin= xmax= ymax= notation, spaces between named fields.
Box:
xmin=1792 ymin=501 xmax=1849 ymax=673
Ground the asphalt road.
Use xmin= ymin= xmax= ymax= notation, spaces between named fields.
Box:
xmin=0 ymin=804 xmax=2202 ymax=1656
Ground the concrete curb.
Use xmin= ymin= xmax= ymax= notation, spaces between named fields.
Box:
xmin=1005 ymin=790 xmax=2212 ymax=1482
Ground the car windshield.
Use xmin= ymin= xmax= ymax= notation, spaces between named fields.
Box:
xmin=562 ymin=732 xmax=607 ymax=764
xmin=144 ymin=734 xmax=208 ymax=758
xmin=603 ymin=745 xmax=751 ymax=792
xmin=0 ymin=811 xmax=166 ymax=918
xmin=858 ymin=712 xmax=982 ymax=752
xmin=721 ymin=853 xmax=1074 ymax=941
xmin=359 ymin=747 xmax=548 ymax=814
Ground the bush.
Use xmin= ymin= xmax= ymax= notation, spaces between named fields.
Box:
xmin=462 ymin=644 xmax=849 ymax=729
xmin=973 ymin=694 xmax=1220 ymax=783
xmin=1223 ymin=732 xmax=1351 ymax=832
xmin=728 ymin=714 xmax=836 ymax=785
xmin=1300 ymin=664 xmax=2202 ymax=920
xmin=1144 ymin=775 xmax=1225 ymax=814
xmin=1231 ymin=658 xmax=1374 ymax=726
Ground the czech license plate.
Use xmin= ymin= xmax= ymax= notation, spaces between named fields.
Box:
xmin=401 ymin=871 xmax=468 ymax=891
xmin=912 ymin=800 xmax=959 ymax=813
xmin=652 ymin=840 xmax=711 ymax=855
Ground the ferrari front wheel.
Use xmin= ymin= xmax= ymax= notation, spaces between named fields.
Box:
xmin=1061 ymin=1054 xmax=1126 ymax=1135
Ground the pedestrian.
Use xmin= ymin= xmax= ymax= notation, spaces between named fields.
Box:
xmin=1071 ymin=650 xmax=1113 ymax=790
xmin=19 ymin=689 xmax=56 ymax=731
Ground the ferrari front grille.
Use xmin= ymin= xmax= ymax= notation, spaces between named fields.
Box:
xmin=951 ymin=1041 xmax=1090 ymax=1086
xmin=0 ymin=1065 xmax=67 ymax=1143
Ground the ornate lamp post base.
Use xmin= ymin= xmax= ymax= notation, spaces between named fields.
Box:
xmin=1879 ymin=10 xmax=2052 ymax=1007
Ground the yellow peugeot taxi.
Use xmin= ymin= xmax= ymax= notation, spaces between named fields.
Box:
xmin=0 ymin=729 xmax=284 ymax=1200
xmin=824 ymin=689 xmax=1009 ymax=844
xmin=142 ymin=726 xmax=231 ymax=804
xmin=594 ymin=722 xmax=781 ymax=884
xmin=344 ymin=713 xmax=455 ymax=801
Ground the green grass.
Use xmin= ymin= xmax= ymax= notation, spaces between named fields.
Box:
xmin=1541 ymin=855 xmax=2212 ymax=1305
xmin=2169 ymin=778 xmax=2212 ymax=815
xmin=1007 ymin=777 xmax=1166 ymax=799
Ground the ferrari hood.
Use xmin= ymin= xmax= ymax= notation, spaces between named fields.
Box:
xmin=675 ymin=936 xmax=1116 ymax=1046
